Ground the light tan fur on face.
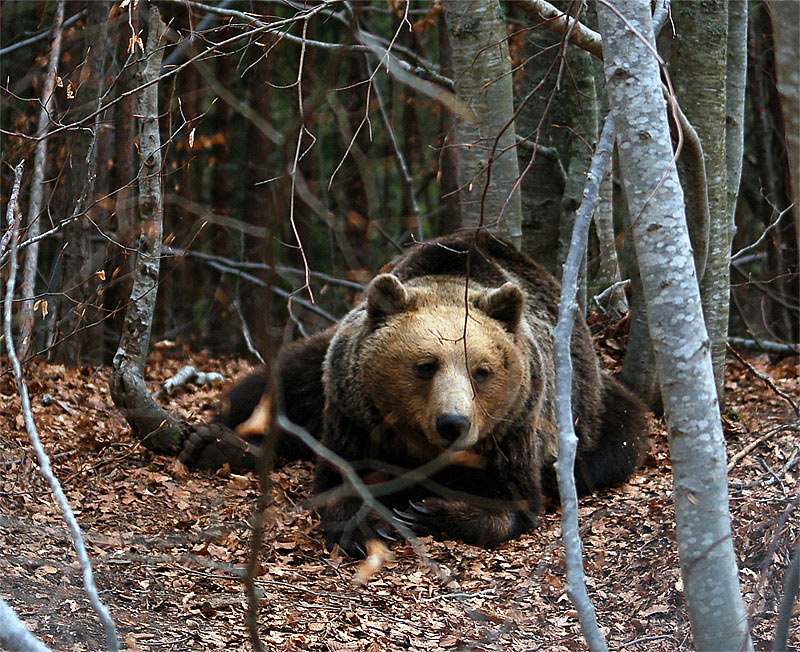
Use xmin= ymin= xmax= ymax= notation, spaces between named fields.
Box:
xmin=360 ymin=295 xmax=526 ymax=457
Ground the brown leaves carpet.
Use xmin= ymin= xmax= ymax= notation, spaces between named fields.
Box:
xmin=1 ymin=349 xmax=797 ymax=651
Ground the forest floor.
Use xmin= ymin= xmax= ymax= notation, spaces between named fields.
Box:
xmin=0 ymin=340 xmax=798 ymax=652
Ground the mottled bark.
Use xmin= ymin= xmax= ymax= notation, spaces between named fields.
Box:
xmin=618 ymin=167 xmax=661 ymax=413
xmin=591 ymin=167 xmax=627 ymax=317
xmin=110 ymin=6 xmax=184 ymax=454
xmin=515 ymin=14 xmax=567 ymax=273
xmin=553 ymin=118 xmax=616 ymax=652
xmin=726 ymin=1 xmax=748 ymax=235
xmin=52 ymin=0 xmax=111 ymax=365
xmin=597 ymin=2 xmax=752 ymax=650
xmin=441 ymin=0 xmax=522 ymax=246
xmin=558 ymin=42 xmax=598 ymax=310
xmin=672 ymin=0 xmax=730 ymax=403
xmin=18 ymin=0 xmax=64 ymax=360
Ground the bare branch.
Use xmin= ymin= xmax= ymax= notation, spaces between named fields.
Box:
xmin=726 ymin=345 xmax=800 ymax=417
xmin=0 ymin=598 xmax=51 ymax=652
xmin=511 ymin=0 xmax=602 ymax=58
xmin=552 ymin=118 xmax=616 ymax=652
xmin=3 ymin=161 xmax=120 ymax=650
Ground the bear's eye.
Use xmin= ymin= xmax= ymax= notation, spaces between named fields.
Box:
xmin=472 ymin=366 xmax=492 ymax=383
xmin=414 ymin=359 xmax=439 ymax=379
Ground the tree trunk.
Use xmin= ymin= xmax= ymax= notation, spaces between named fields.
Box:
xmin=619 ymin=167 xmax=661 ymax=413
xmin=515 ymin=18 xmax=565 ymax=272
xmin=597 ymin=2 xmax=752 ymax=650
xmin=110 ymin=5 xmax=184 ymax=454
xmin=558 ymin=40 xmax=598 ymax=311
xmin=52 ymin=0 xmax=111 ymax=365
xmin=441 ymin=0 xmax=522 ymax=246
xmin=671 ymin=0 xmax=730 ymax=403
xmin=18 ymin=0 xmax=65 ymax=360
xmin=591 ymin=167 xmax=627 ymax=317
xmin=766 ymin=0 xmax=799 ymax=256
xmin=726 ymin=1 xmax=748 ymax=234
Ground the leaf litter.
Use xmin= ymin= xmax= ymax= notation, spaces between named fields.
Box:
xmin=0 ymin=346 xmax=797 ymax=651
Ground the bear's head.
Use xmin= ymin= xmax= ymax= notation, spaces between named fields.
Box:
xmin=359 ymin=274 xmax=530 ymax=455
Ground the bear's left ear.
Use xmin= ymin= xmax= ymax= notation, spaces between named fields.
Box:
xmin=475 ymin=282 xmax=524 ymax=333
xmin=367 ymin=274 xmax=411 ymax=322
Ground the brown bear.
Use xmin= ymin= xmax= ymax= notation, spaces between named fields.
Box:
xmin=183 ymin=230 xmax=647 ymax=556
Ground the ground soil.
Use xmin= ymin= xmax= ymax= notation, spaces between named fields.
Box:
xmin=1 ymin=344 xmax=798 ymax=651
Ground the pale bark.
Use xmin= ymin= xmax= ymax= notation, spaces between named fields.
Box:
xmin=110 ymin=6 xmax=184 ymax=454
xmin=726 ymin=1 xmax=748 ymax=238
xmin=672 ymin=0 xmax=730 ymax=403
xmin=591 ymin=168 xmax=628 ymax=317
xmin=766 ymin=0 xmax=800 ymax=255
xmin=597 ymin=2 xmax=752 ymax=650
xmin=441 ymin=0 xmax=522 ymax=246
xmin=553 ymin=118 xmax=616 ymax=652
xmin=512 ymin=0 xmax=603 ymax=58
xmin=53 ymin=0 xmax=111 ymax=365
xmin=4 ymin=162 xmax=119 ymax=651
xmin=558 ymin=41 xmax=598 ymax=310
xmin=18 ymin=0 xmax=64 ymax=360
xmin=0 ymin=598 xmax=51 ymax=652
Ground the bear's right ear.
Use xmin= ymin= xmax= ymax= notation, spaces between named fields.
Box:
xmin=367 ymin=274 xmax=410 ymax=322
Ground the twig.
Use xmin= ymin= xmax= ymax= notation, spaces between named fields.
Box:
xmin=773 ymin=543 xmax=800 ymax=652
xmin=727 ymin=345 xmax=800 ymax=417
xmin=731 ymin=202 xmax=794 ymax=262
xmin=727 ymin=337 xmax=799 ymax=356
xmin=159 ymin=365 xmax=223 ymax=396
xmin=421 ymin=589 xmax=494 ymax=603
xmin=511 ymin=0 xmax=603 ymax=58
xmin=0 ymin=8 xmax=83 ymax=56
xmin=552 ymin=114 xmax=616 ymax=652
xmin=727 ymin=423 xmax=800 ymax=473
xmin=621 ymin=634 xmax=681 ymax=648
xmin=592 ymin=279 xmax=631 ymax=313
xmin=0 ymin=162 xmax=24 ymax=260
xmin=232 ymin=299 xmax=266 ymax=365
xmin=277 ymin=415 xmax=458 ymax=590
xmin=746 ymin=492 xmax=800 ymax=641
xmin=3 ymin=160 xmax=119 ymax=651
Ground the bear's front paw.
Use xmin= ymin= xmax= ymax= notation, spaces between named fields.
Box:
xmin=394 ymin=498 xmax=524 ymax=547
xmin=179 ymin=423 xmax=260 ymax=472
xmin=322 ymin=501 xmax=402 ymax=557
xmin=392 ymin=498 xmax=454 ymax=539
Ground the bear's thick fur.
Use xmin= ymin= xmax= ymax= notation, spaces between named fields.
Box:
xmin=312 ymin=230 xmax=646 ymax=554
xmin=188 ymin=230 xmax=647 ymax=555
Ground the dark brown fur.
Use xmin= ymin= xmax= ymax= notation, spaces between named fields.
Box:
xmin=196 ymin=231 xmax=647 ymax=555
xmin=312 ymin=230 xmax=647 ymax=554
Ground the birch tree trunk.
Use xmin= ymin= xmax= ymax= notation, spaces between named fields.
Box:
xmin=671 ymin=0 xmax=730 ymax=403
xmin=515 ymin=19 xmax=564 ymax=271
xmin=591 ymin=169 xmax=628 ymax=317
xmin=110 ymin=5 xmax=184 ymax=454
xmin=441 ymin=0 xmax=522 ymax=247
xmin=726 ymin=1 xmax=748 ymax=234
xmin=597 ymin=2 xmax=752 ymax=650
xmin=52 ymin=0 xmax=111 ymax=365
xmin=18 ymin=0 xmax=65 ymax=360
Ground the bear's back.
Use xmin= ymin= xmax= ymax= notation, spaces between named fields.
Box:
xmin=382 ymin=230 xmax=562 ymax=324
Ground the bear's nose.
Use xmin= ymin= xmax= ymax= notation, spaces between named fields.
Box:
xmin=436 ymin=414 xmax=471 ymax=442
